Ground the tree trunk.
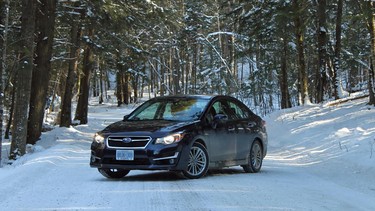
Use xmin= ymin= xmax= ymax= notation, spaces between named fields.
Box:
xmin=333 ymin=0 xmax=343 ymax=100
xmin=123 ymin=73 xmax=130 ymax=104
xmin=368 ymin=60 xmax=375 ymax=105
xmin=293 ymin=0 xmax=310 ymax=105
xmin=99 ymin=58 xmax=104 ymax=104
xmin=92 ymin=71 xmax=98 ymax=97
xmin=27 ymin=0 xmax=57 ymax=144
xmin=316 ymin=0 xmax=328 ymax=103
xmin=10 ymin=0 xmax=36 ymax=159
xmin=160 ymin=56 xmax=165 ymax=96
xmin=280 ymin=29 xmax=291 ymax=109
xmin=174 ymin=49 xmax=181 ymax=94
xmin=4 ymin=83 xmax=15 ymax=140
xmin=60 ymin=12 xmax=82 ymax=127
xmin=132 ymin=63 xmax=141 ymax=103
xmin=368 ymin=2 xmax=375 ymax=105
xmin=192 ymin=43 xmax=198 ymax=94
xmin=150 ymin=60 xmax=154 ymax=95
xmin=133 ymin=75 xmax=138 ymax=103
xmin=116 ymin=70 xmax=123 ymax=106
xmin=0 ymin=0 xmax=10 ymax=166
xmin=75 ymin=27 xmax=94 ymax=124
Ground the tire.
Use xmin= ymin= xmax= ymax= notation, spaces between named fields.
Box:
xmin=242 ymin=140 xmax=263 ymax=173
xmin=182 ymin=142 xmax=209 ymax=179
xmin=98 ymin=168 xmax=130 ymax=179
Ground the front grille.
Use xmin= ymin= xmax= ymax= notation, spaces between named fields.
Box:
xmin=106 ymin=136 xmax=151 ymax=149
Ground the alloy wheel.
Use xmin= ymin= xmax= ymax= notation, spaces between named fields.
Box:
xmin=183 ymin=142 xmax=209 ymax=179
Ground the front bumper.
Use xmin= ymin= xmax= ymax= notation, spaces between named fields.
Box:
xmin=90 ymin=141 xmax=190 ymax=171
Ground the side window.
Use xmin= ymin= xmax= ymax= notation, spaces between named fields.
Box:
xmin=212 ymin=102 xmax=221 ymax=115
xmin=212 ymin=101 xmax=235 ymax=120
xmin=228 ymin=101 xmax=250 ymax=119
xmin=205 ymin=103 xmax=218 ymax=124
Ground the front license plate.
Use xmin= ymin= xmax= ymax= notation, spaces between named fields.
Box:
xmin=116 ymin=150 xmax=134 ymax=161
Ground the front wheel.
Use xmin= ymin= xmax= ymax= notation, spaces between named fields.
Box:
xmin=182 ymin=142 xmax=209 ymax=179
xmin=98 ymin=168 xmax=130 ymax=179
xmin=242 ymin=140 xmax=263 ymax=173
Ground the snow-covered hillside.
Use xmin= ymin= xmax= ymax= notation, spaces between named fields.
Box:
xmin=266 ymin=96 xmax=375 ymax=200
xmin=0 ymin=96 xmax=374 ymax=210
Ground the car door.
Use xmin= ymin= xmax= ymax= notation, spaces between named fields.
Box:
xmin=205 ymin=100 xmax=237 ymax=163
xmin=227 ymin=100 xmax=257 ymax=161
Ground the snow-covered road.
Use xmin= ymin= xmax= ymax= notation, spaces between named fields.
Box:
xmin=1 ymin=98 xmax=374 ymax=210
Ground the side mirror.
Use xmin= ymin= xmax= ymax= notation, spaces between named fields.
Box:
xmin=214 ymin=114 xmax=228 ymax=121
xmin=123 ymin=115 xmax=129 ymax=121
xmin=211 ymin=114 xmax=228 ymax=129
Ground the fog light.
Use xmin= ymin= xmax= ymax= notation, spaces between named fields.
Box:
xmin=169 ymin=159 xmax=175 ymax=164
xmin=91 ymin=156 xmax=96 ymax=163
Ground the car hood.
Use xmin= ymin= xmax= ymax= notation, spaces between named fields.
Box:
xmin=102 ymin=120 xmax=199 ymax=134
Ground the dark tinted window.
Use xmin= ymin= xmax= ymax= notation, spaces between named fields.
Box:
xmin=211 ymin=100 xmax=236 ymax=120
xmin=228 ymin=101 xmax=251 ymax=119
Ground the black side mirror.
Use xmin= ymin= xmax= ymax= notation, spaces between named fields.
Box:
xmin=123 ymin=115 xmax=129 ymax=121
xmin=214 ymin=114 xmax=228 ymax=121
xmin=211 ymin=114 xmax=228 ymax=129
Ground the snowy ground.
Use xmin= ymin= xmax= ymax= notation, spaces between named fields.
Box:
xmin=0 ymin=96 xmax=374 ymax=210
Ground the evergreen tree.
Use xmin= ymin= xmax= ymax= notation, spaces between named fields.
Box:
xmin=316 ymin=0 xmax=328 ymax=103
xmin=27 ymin=0 xmax=57 ymax=144
xmin=60 ymin=1 xmax=83 ymax=127
xmin=0 ymin=0 xmax=10 ymax=166
xmin=10 ymin=0 xmax=36 ymax=159
xmin=292 ymin=0 xmax=311 ymax=105
xmin=333 ymin=0 xmax=344 ymax=100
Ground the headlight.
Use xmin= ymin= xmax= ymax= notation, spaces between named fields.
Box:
xmin=155 ymin=133 xmax=184 ymax=145
xmin=94 ymin=133 xmax=105 ymax=144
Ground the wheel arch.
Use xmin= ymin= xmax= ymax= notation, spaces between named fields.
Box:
xmin=253 ymin=137 xmax=266 ymax=158
xmin=175 ymin=136 xmax=208 ymax=171
xmin=193 ymin=138 xmax=207 ymax=149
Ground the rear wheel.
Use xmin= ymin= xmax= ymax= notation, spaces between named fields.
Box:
xmin=98 ymin=168 xmax=130 ymax=179
xmin=182 ymin=142 xmax=209 ymax=179
xmin=242 ymin=140 xmax=263 ymax=173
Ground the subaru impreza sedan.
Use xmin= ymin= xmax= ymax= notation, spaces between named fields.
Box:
xmin=90 ymin=95 xmax=267 ymax=179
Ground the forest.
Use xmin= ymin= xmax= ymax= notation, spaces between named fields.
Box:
xmin=0 ymin=0 xmax=374 ymax=161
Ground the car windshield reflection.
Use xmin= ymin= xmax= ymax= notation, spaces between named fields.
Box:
xmin=127 ymin=98 xmax=210 ymax=122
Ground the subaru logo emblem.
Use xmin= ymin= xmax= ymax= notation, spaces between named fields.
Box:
xmin=122 ymin=137 xmax=132 ymax=143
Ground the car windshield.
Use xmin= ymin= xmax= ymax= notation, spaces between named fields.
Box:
xmin=127 ymin=97 xmax=209 ymax=122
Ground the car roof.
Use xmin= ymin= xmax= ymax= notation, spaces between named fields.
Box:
xmin=152 ymin=94 xmax=216 ymax=100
